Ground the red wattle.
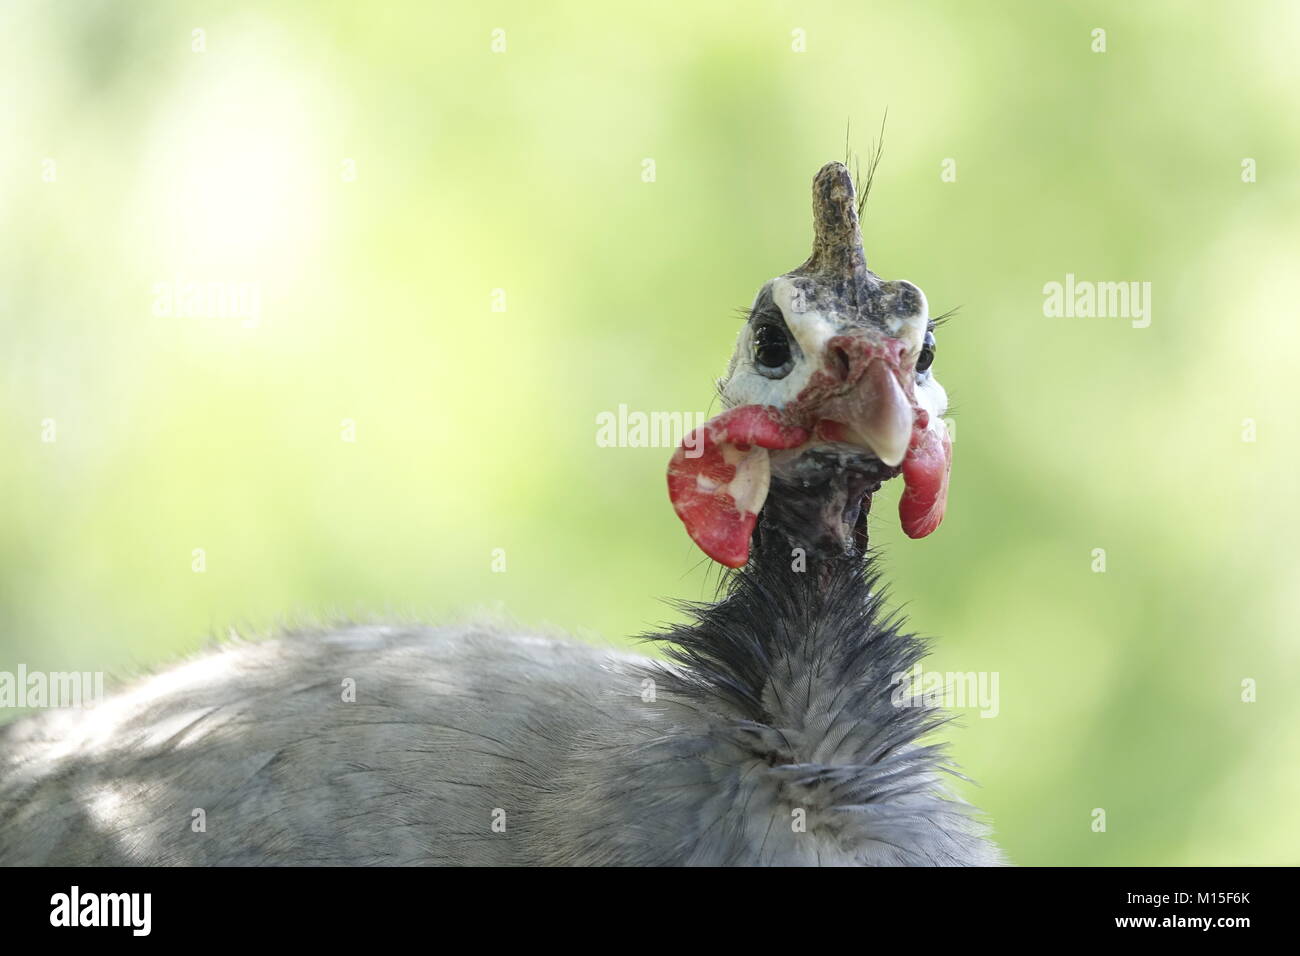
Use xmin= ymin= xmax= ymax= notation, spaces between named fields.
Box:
xmin=667 ymin=405 xmax=809 ymax=567
xmin=899 ymin=425 xmax=951 ymax=539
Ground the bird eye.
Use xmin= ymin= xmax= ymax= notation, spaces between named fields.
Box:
xmin=916 ymin=331 xmax=936 ymax=374
xmin=753 ymin=323 xmax=793 ymax=377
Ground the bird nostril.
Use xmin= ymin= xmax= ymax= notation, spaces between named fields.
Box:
xmin=831 ymin=345 xmax=852 ymax=383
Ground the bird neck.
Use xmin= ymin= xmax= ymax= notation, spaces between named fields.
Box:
xmin=746 ymin=449 xmax=892 ymax=586
xmin=640 ymin=474 xmax=1003 ymax=864
xmin=653 ymin=465 xmax=920 ymax=731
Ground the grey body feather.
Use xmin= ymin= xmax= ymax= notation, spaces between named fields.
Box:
xmin=0 ymin=565 xmax=1000 ymax=866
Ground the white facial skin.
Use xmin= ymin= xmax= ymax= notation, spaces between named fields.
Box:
xmin=720 ymin=275 xmax=949 ymax=431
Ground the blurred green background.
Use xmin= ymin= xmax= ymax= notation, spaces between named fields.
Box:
xmin=2 ymin=1 xmax=1297 ymax=865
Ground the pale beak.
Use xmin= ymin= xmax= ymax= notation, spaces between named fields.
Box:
xmin=815 ymin=358 xmax=914 ymax=467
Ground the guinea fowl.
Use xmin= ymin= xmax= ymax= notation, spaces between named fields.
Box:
xmin=0 ymin=161 xmax=1000 ymax=866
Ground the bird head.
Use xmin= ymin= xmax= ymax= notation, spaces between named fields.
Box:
xmin=668 ymin=161 xmax=952 ymax=568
